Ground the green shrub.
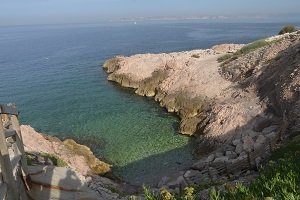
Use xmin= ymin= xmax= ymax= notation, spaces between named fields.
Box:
xmin=40 ymin=152 xmax=68 ymax=167
xmin=278 ymin=25 xmax=297 ymax=35
xmin=191 ymin=54 xmax=200 ymax=58
xmin=26 ymin=152 xmax=68 ymax=167
xmin=237 ymin=40 xmax=269 ymax=55
xmin=143 ymin=186 xmax=196 ymax=200
xmin=219 ymin=39 xmax=279 ymax=66
xmin=143 ymin=186 xmax=158 ymax=200
xmin=217 ymin=54 xmax=232 ymax=63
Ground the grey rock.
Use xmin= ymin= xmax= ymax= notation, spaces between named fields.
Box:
xmin=225 ymin=151 xmax=238 ymax=159
xmin=208 ymin=167 xmax=219 ymax=181
xmin=184 ymin=170 xmax=210 ymax=184
xmin=184 ymin=170 xmax=200 ymax=179
xmin=248 ymin=131 xmax=259 ymax=138
xmin=266 ymin=131 xmax=277 ymax=140
xmin=235 ymin=143 xmax=243 ymax=154
xmin=243 ymin=136 xmax=254 ymax=152
xmin=254 ymin=142 xmax=263 ymax=150
xmin=206 ymin=154 xmax=215 ymax=163
xmin=255 ymin=157 xmax=262 ymax=167
xmin=222 ymin=144 xmax=236 ymax=151
xmin=262 ymin=125 xmax=279 ymax=134
xmin=158 ymin=176 xmax=170 ymax=188
xmin=214 ymin=156 xmax=229 ymax=163
xmin=166 ymin=180 xmax=179 ymax=190
xmin=215 ymin=152 xmax=224 ymax=158
xmin=253 ymin=135 xmax=266 ymax=150
xmin=192 ymin=160 xmax=206 ymax=170
xmin=253 ymin=117 xmax=272 ymax=132
xmin=232 ymin=139 xmax=242 ymax=146
xmin=176 ymin=176 xmax=188 ymax=188
xmin=256 ymin=135 xmax=266 ymax=144
xmin=196 ymin=189 xmax=209 ymax=200
xmin=239 ymin=151 xmax=247 ymax=157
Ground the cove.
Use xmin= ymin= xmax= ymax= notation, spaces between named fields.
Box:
xmin=0 ymin=21 xmax=289 ymax=185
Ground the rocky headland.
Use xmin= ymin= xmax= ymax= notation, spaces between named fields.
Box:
xmin=103 ymin=31 xmax=300 ymax=193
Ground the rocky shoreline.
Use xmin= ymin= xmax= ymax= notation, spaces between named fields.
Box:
xmin=21 ymin=125 xmax=137 ymax=199
xmin=19 ymin=31 xmax=299 ymax=199
xmin=21 ymin=125 xmax=111 ymax=176
xmin=103 ymin=31 xmax=300 ymax=194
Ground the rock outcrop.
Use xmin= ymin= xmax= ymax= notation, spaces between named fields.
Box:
xmin=103 ymin=32 xmax=299 ymax=193
xmin=21 ymin=125 xmax=136 ymax=199
xmin=103 ymin=44 xmax=244 ymax=136
xmin=21 ymin=125 xmax=111 ymax=176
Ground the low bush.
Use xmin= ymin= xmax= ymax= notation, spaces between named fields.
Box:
xmin=191 ymin=54 xmax=200 ymax=58
xmin=40 ymin=152 xmax=68 ymax=167
xmin=143 ymin=186 xmax=196 ymax=200
xmin=278 ymin=25 xmax=297 ymax=35
xmin=217 ymin=54 xmax=232 ymax=63
xmin=218 ymin=40 xmax=278 ymax=66
xmin=237 ymin=40 xmax=269 ymax=55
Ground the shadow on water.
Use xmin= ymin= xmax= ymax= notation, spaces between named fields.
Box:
xmin=113 ymin=137 xmax=196 ymax=187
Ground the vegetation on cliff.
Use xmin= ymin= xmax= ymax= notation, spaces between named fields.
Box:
xmin=217 ymin=39 xmax=278 ymax=65
xmin=278 ymin=25 xmax=297 ymax=35
xmin=210 ymin=136 xmax=300 ymax=200
xmin=63 ymin=139 xmax=111 ymax=174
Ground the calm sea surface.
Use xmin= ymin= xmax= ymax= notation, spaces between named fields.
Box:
xmin=0 ymin=21 xmax=295 ymax=185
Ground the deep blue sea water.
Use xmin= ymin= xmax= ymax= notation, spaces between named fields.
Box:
xmin=0 ymin=21 xmax=297 ymax=185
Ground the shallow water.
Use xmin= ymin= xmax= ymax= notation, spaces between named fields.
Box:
xmin=0 ymin=21 xmax=294 ymax=185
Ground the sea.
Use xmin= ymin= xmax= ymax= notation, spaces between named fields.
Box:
xmin=0 ymin=21 xmax=296 ymax=185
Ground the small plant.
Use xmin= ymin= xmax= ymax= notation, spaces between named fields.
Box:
xmin=219 ymin=39 xmax=279 ymax=67
xmin=160 ymin=188 xmax=175 ymax=200
xmin=278 ymin=25 xmax=297 ymax=35
xmin=40 ymin=152 xmax=68 ymax=167
xmin=237 ymin=40 xmax=269 ymax=55
xmin=182 ymin=187 xmax=196 ymax=200
xmin=143 ymin=186 xmax=196 ymax=200
xmin=191 ymin=54 xmax=200 ymax=58
xmin=25 ymin=153 xmax=34 ymax=165
xmin=26 ymin=152 xmax=68 ymax=167
xmin=209 ymin=187 xmax=224 ymax=200
xmin=143 ymin=186 xmax=159 ymax=200
xmin=217 ymin=54 xmax=232 ymax=63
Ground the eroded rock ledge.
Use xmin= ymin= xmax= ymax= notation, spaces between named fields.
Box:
xmin=103 ymin=44 xmax=245 ymax=137
xmin=21 ymin=125 xmax=111 ymax=176
xmin=21 ymin=125 xmax=137 ymax=199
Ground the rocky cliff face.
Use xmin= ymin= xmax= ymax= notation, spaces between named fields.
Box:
xmin=103 ymin=44 xmax=244 ymax=137
xmin=220 ymin=31 xmax=300 ymax=137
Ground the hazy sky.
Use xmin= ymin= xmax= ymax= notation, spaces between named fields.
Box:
xmin=1 ymin=0 xmax=300 ymax=26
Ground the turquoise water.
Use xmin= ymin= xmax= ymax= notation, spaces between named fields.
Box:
xmin=0 ymin=21 xmax=294 ymax=185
